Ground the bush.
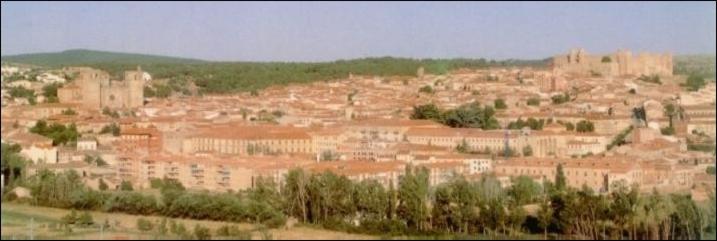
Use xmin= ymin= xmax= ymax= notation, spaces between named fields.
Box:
xmin=77 ymin=211 xmax=94 ymax=226
xmin=419 ymin=85 xmax=434 ymax=94
xmin=526 ymin=97 xmax=540 ymax=106
xmin=137 ymin=218 xmax=154 ymax=232
xmin=193 ymin=224 xmax=211 ymax=240
xmin=494 ymin=98 xmax=507 ymax=109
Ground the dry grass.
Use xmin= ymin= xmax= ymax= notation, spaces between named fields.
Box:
xmin=1 ymin=202 xmax=375 ymax=240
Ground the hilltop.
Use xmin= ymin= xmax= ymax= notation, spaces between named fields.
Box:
xmin=1 ymin=49 xmax=207 ymax=66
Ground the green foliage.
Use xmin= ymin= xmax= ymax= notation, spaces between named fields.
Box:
xmin=685 ymin=73 xmax=707 ymax=91
xmin=102 ymin=107 xmax=120 ymax=119
xmin=707 ymin=166 xmax=716 ymax=175
xmin=661 ymin=126 xmax=675 ymax=135
xmin=575 ymin=120 xmax=595 ymax=133
xmin=61 ymin=108 xmax=76 ymax=115
xmin=1 ymin=143 xmax=27 ymax=187
xmin=526 ymin=97 xmax=540 ymax=106
xmin=508 ymin=176 xmax=541 ymax=205
xmin=98 ymin=178 xmax=108 ymax=191
xmin=77 ymin=211 xmax=94 ymax=226
xmin=493 ymin=98 xmax=507 ymax=109
xmin=419 ymin=85 xmax=434 ymax=94
xmin=119 ymin=180 xmax=134 ymax=191
xmin=638 ymin=74 xmax=662 ymax=84
xmin=551 ymin=92 xmax=571 ymax=104
xmin=555 ymin=164 xmax=566 ymax=191
xmin=410 ymin=104 xmax=442 ymax=121
xmin=522 ymin=145 xmax=533 ymax=157
xmin=411 ymin=102 xmax=500 ymax=130
xmin=99 ymin=123 xmax=121 ymax=136
xmin=29 ymin=120 xmax=80 ymax=146
xmin=61 ymin=210 xmax=79 ymax=225
xmin=507 ymin=118 xmax=545 ymax=130
xmin=137 ymin=218 xmax=154 ymax=232
xmin=674 ymin=54 xmax=715 ymax=78
xmin=1 ymin=49 xmax=206 ymax=66
xmin=193 ymin=224 xmax=212 ymax=240
xmin=601 ymin=56 xmax=612 ymax=63
xmin=42 ymin=83 xmax=62 ymax=103
xmin=607 ymin=126 xmax=633 ymax=150
xmin=8 ymin=86 xmax=36 ymax=103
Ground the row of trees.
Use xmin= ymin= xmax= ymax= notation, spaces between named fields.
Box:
xmin=6 ymin=163 xmax=714 ymax=240
xmin=410 ymin=102 xmax=500 ymax=129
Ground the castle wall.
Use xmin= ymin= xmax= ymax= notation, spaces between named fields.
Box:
xmin=57 ymin=67 xmax=144 ymax=110
xmin=553 ymin=49 xmax=672 ymax=77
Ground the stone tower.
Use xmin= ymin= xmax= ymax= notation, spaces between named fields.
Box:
xmin=126 ymin=66 xmax=145 ymax=108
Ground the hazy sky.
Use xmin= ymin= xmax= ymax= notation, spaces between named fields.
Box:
xmin=2 ymin=1 xmax=715 ymax=62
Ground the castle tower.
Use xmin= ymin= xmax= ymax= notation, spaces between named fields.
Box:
xmin=126 ymin=65 xmax=145 ymax=108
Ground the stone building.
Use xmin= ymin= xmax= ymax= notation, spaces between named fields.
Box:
xmin=58 ymin=67 xmax=144 ymax=110
xmin=552 ymin=48 xmax=673 ymax=77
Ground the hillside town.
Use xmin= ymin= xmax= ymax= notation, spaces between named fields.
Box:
xmin=2 ymin=48 xmax=715 ymax=201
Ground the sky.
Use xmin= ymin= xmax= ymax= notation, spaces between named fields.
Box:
xmin=1 ymin=1 xmax=715 ymax=62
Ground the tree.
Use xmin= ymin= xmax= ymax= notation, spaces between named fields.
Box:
xmin=137 ymin=218 xmax=154 ymax=232
xmin=397 ymin=166 xmax=430 ymax=232
xmin=527 ymin=97 xmax=540 ymax=106
xmin=555 ymin=164 xmax=566 ymax=191
xmin=575 ymin=120 xmax=595 ymax=133
xmin=419 ymin=85 xmax=434 ymax=94
xmin=410 ymin=104 xmax=441 ymax=121
xmin=494 ymin=98 xmax=507 ymax=109
xmin=551 ymin=93 xmax=570 ymax=104
xmin=1 ymin=143 xmax=27 ymax=187
xmin=194 ymin=224 xmax=211 ymax=240
xmin=119 ymin=180 xmax=134 ymax=191
xmin=537 ymin=198 xmax=553 ymax=240
xmin=77 ymin=211 xmax=94 ymax=226
xmin=283 ymin=169 xmax=310 ymax=222
xmin=685 ymin=74 xmax=706 ymax=91
xmin=601 ymin=56 xmax=612 ymax=63
xmin=508 ymin=176 xmax=541 ymax=205
xmin=98 ymin=178 xmax=108 ymax=191
xmin=522 ymin=145 xmax=533 ymax=157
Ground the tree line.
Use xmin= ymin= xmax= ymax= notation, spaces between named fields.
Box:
xmin=3 ymin=163 xmax=714 ymax=240
xmin=410 ymin=102 xmax=501 ymax=130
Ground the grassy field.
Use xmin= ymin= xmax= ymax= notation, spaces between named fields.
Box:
xmin=0 ymin=202 xmax=375 ymax=240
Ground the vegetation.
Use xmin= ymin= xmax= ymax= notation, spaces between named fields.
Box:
xmin=507 ymin=118 xmax=545 ymax=130
xmin=102 ymin=107 xmax=120 ymax=119
xmin=1 ymin=143 xmax=27 ymax=187
xmin=551 ymin=92 xmax=571 ymax=104
xmin=42 ymin=82 xmax=62 ymax=103
xmin=419 ymin=85 xmax=434 ymax=94
xmin=607 ymin=126 xmax=634 ymax=150
xmin=8 ymin=86 xmax=36 ymax=104
xmin=99 ymin=123 xmax=121 ymax=136
xmin=4 ymin=50 xmax=546 ymax=94
xmin=411 ymin=102 xmax=500 ymax=130
xmin=61 ymin=108 xmax=76 ymax=115
xmin=526 ymin=97 xmax=540 ymax=106
xmin=661 ymin=126 xmax=675 ymax=136
xmin=638 ymin=74 xmax=662 ymax=84
xmin=575 ymin=120 xmax=595 ymax=133
xmin=674 ymin=54 xmax=716 ymax=79
xmin=6 ymin=162 xmax=715 ymax=240
xmin=601 ymin=56 xmax=612 ymax=63
xmin=29 ymin=120 xmax=80 ymax=146
xmin=684 ymin=73 xmax=707 ymax=91
xmin=493 ymin=98 xmax=507 ymax=109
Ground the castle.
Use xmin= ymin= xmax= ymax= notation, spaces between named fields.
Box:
xmin=552 ymin=48 xmax=673 ymax=77
xmin=58 ymin=66 xmax=144 ymax=110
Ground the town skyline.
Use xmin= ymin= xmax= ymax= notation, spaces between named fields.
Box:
xmin=2 ymin=2 xmax=716 ymax=62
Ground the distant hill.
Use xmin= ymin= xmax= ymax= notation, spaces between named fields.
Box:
xmin=1 ymin=49 xmax=207 ymax=66
xmin=674 ymin=54 xmax=716 ymax=79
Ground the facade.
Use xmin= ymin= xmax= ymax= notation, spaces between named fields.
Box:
xmin=552 ymin=48 xmax=673 ymax=77
xmin=58 ymin=67 xmax=144 ymax=110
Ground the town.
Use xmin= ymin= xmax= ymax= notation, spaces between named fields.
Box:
xmin=1 ymin=2 xmax=715 ymax=240
xmin=2 ymin=48 xmax=714 ymax=198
